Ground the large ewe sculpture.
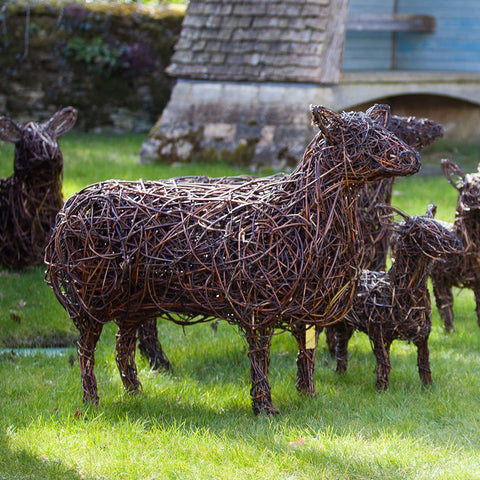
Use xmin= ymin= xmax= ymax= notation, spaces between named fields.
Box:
xmin=0 ymin=108 xmax=77 ymax=268
xmin=327 ymin=204 xmax=462 ymax=389
xmin=431 ymin=160 xmax=480 ymax=332
xmin=45 ymin=105 xmax=420 ymax=415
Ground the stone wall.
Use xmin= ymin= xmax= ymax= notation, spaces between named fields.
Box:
xmin=0 ymin=1 xmax=184 ymax=131
xmin=140 ymin=79 xmax=324 ymax=170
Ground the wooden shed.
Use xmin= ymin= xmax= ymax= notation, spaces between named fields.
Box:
xmin=141 ymin=0 xmax=480 ymax=167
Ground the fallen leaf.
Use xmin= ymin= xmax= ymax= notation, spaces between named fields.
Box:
xmin=9 ymin=312 xmax=21 ymax=323
xmin=288 ymin=436 xmax=307 ymax=448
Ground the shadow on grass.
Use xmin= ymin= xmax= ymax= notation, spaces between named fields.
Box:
xmin=0 ymin=433 xmax=96 ymax=480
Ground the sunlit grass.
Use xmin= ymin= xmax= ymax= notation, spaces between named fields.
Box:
xmin=1 ymin=133 xmax=480 ymax=479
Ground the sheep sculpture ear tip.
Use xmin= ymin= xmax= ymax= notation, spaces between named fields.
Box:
xmin=366 ymin=103 xmax=391 ymax=127
xmin=426 ymin=204 xmax=437 ymax=217
xmin=309 ymin=105 xmax=338 ymax=129
xmin=0 ymin=117 xmax=21 ymax=142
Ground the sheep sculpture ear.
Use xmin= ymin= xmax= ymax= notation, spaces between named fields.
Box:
xmin=425 ymin=203 xmax=437 ymax=218
xmin=310 ymin=105 xmax=345 ymax=139
xmin=0 ymin=117 xmax=21 ymax=143
xmin=366 ymin=104 xmax=392 ymax=129
xmin=442 ymin=158 xmax=466 ymax=191
xmin=46 ymin=107 xmax=77 ymax=138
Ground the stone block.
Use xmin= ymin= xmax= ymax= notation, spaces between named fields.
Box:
xmin=223 ymin=83 xmax=259 ymax=103
xmin=190 ymin=81 xmax=224 ymax=102
xmin=204 ymin=122 xmax=236 ymax=141
xmin=235 ymin=123 xmax=262 ymax=141
xmin=257 ymin=125 xmax=276 ymax=146
xmin=140 ymin=138 xmax=162 ymax=163
xmin=258 ymin=85 xmax=288 ymax=104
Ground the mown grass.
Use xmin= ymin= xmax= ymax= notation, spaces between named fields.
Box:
xmin=1 ymin=133 xmax=480 ymax=479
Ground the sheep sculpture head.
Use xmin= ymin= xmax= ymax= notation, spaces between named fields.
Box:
xmin=0 ymin=107 xmax=77 ymax=178
xmin=442 ymin=159 xmax=480 ymax=212
xmin=309 ymin=105 xmax=421 ymax=184
xmin=387 ymin=204 xmax=463 ymax=261
xmin=385 ymin=112 xmax=444 ymax=151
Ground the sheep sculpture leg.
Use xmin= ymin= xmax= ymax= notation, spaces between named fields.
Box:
xmin=432 ymin=281 xmax=455 ymax=332
xmin=115 ymin=324 xmax=142 ymax=394
xmin=137 ymin=320 xmax=172 ymax=372
xmin=77 ymin=322 xmax=103 ymax=404
xmin=291 ymin=324 xmax=320 ymax=396
xmin=244 ymin=328 xmax=278 ymax=415
xmin=473 ymin=289 xmax=480 ymax=329
xmin=331 ymin=323 xmax=354 ymax=373
xmin=415 ymin=338 xmax=432 ymax=386
xmin=371 ymin=337 xmax=392 ymax=391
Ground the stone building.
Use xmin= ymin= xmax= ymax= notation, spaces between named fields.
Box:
xmin=141 ymin=0 xmax=480 ymax=167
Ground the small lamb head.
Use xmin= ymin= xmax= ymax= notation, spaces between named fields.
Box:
xmin=367 ymin=104 xmax=444 ymax=151
xmin=384 ymin=204 xmax=463 ymax=259
xmin=442 ymin=159 xmax=480 ymax=211
xmin=310 ymin=104 xmax=421 ymax=184
xmin=0 ymin=107 xmax=77 ymax=174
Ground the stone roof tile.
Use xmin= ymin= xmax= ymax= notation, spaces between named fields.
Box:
xmin=167 ymin=0 xmax=348 ymax=83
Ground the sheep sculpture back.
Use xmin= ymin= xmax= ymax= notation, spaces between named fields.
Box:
xmin=430 ymin=160 xmax=480 ymax=332
xmin=329 ymin=204 xmax=462 ymax=390
xmin=0 ymin=108 xmax=77 ymax=268
xmin=45 ymin=104 xmax=420 ymax=415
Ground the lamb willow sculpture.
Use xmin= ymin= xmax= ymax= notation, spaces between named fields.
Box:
xmin=0 ymin=107 xmax=77 ymax=268
xmin=431 ymin=160 xmax=480 ymax=332
xmin=328 ymin=204 xmax=462 ymax=389
xmin=45 ymin=104 xmax=420 ymax=415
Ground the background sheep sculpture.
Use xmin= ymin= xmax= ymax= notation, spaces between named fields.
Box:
xmin=328 ymin=204 xmax=462 ymax=390
xmin=45 ymin=104 xmax=420 ymax=415
xmin=0 ymin=107 xmax=77 ymax=269
xmin=431 ymin=160 xmax=480 ymax=332
xmin=358 ymin=109 xmax=444 ymax=271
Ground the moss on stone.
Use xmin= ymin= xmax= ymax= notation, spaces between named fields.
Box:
xmin=1 ymin=1 xmax=184 ymax=131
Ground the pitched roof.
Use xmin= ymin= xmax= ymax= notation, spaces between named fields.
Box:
xmin=167 ymin=0 xmax=348 ymax=84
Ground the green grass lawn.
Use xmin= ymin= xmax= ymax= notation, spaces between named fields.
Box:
xmin=1 ymin=133 xmax=480 ymax=479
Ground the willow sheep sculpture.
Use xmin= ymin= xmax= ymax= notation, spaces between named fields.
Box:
xmin=328 ymin=204 xmax=462 ymax=390
xmin=137 ymin=108 xmax=443 ymax=388
xmin=45 ymin=105 xmax=420 ymax=415
xmin=0 ymin=107 xmax=77 ymax=268
xmin=430 ymin=160 xmax=480 ymax=332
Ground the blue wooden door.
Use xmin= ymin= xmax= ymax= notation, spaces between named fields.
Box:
xmin=343 ymin=0 xmax=480 ymax=72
